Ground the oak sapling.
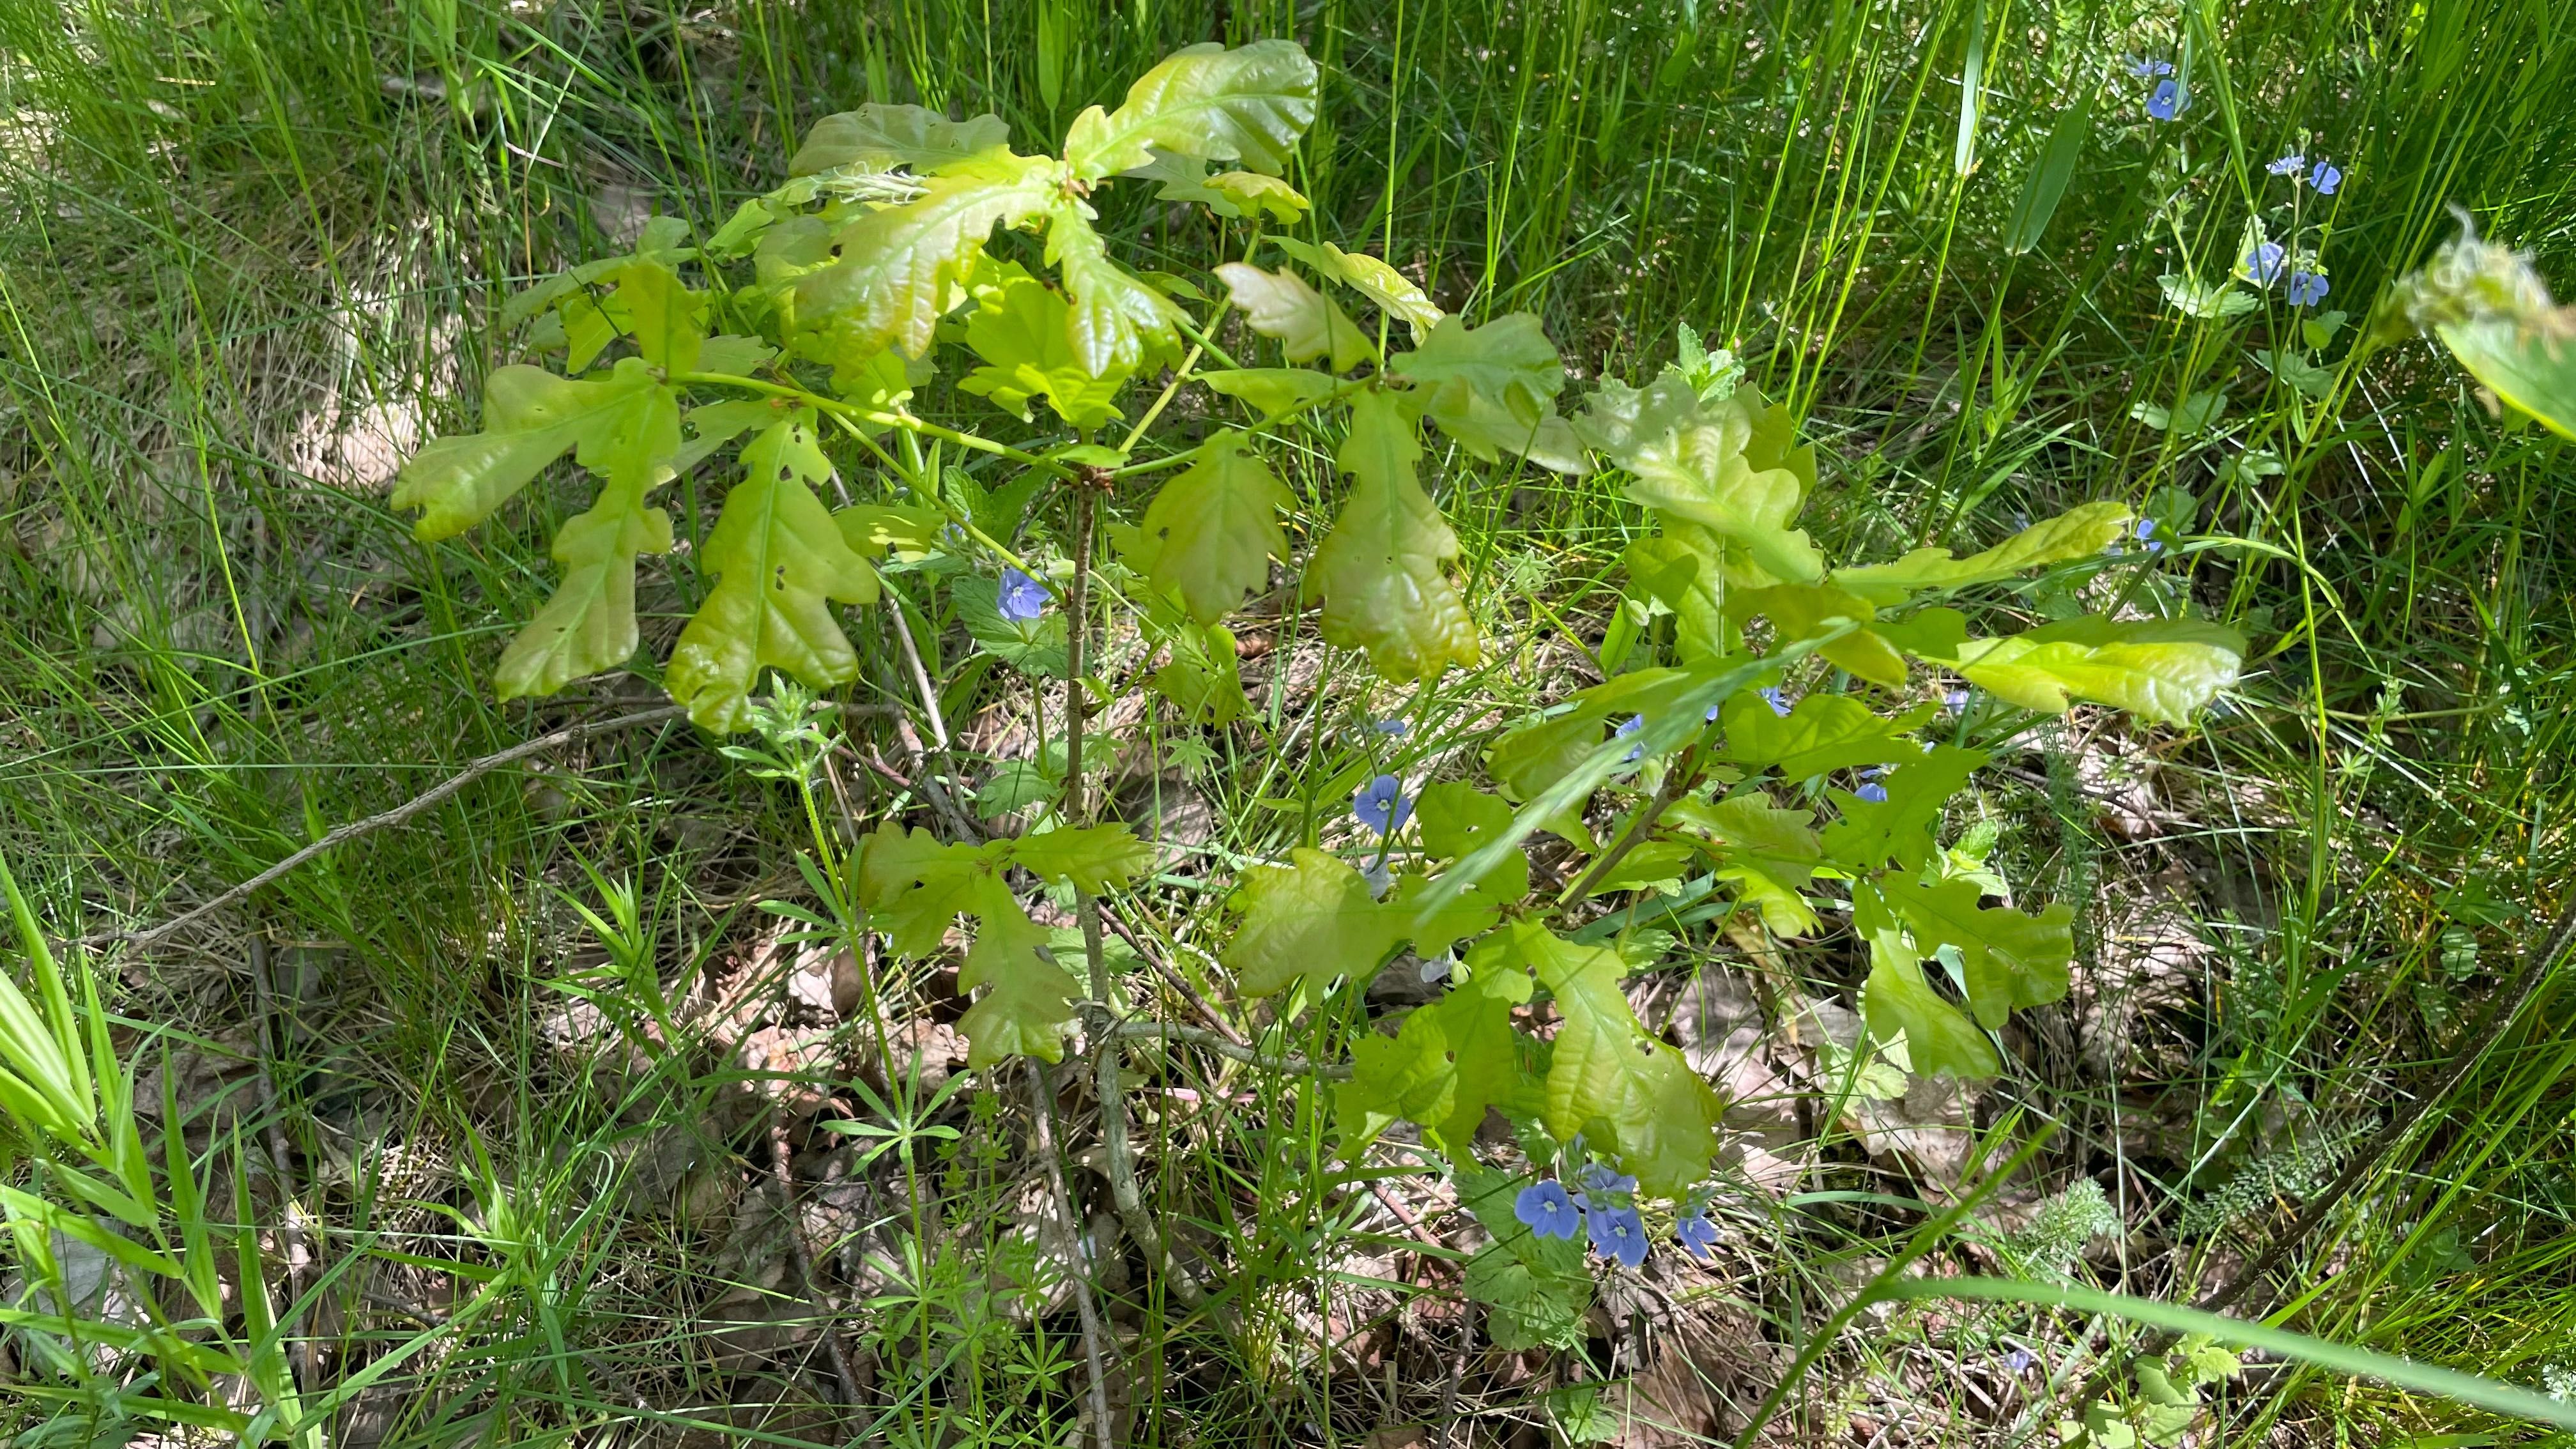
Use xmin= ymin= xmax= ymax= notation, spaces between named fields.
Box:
xmin=392 ymin=40 xmax=2247 ymax=1298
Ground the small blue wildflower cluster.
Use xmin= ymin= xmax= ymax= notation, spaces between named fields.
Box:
xmin=2245 ymin=150 xmax=2343 ymax=307
xmin=1514 ymin=1165 xmax=1721 ymax=1270
xmin=2127 ymin=56 xmax=2184 ymax=120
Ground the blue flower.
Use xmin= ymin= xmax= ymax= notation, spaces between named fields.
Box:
xmin=1855 ymin=781 xmax=1890 ymax=804
xmin=1578 ymin=1163 xmax=1639 ymax=1196
xmin=1353 ymin=774 xmax=1413 ymax=836
xmin=2125 ymin=55 xmax=2174 ymax=78
xmin=1675 ymin=1213 xmax=1721 ymax=1261
xmin=2309 ymin=159 xmax=2342 ymax=194
xmin=2245 ymin=241 xmax=2287 ymax=285
xmin=1705 ymin=704 xmax=1723 ymax=723
xmin=2266 ymin=151 xmax=2304 ymax=176
xmin=1616 ymin=714 xmax=1645 ymax=763
xmin=2005 ymin=1347 xmax=2035 ymax=1372
xmin=997 ymin=567 xmax=1050 ymax=624
xmin=2286 ymin=270 xmax=2330 ymax=307
xmin=1514 ymin=1181 xmax=1583 ymax=1240
xmin=1588 ymin=1204 xmax=1650 ymax=1268
xmin=2135 ymin=518 xmax=2166 ymax=555
xmin=2146 ymin=79 xmax=2185 ymax=120
xmin=1758 ymin=686 xmax=1791 ymax=717
xmin=1371 ymin=717 xmax=1411 ymax=737
xmin=1943 ymin=687 xmax=1972 ymax=712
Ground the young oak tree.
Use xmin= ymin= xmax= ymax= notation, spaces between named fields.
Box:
xmin=392 ymin=40 xmax=2242 ymax=1306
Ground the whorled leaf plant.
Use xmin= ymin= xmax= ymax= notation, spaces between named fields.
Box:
xmin=392 ymin=41 xmax=2243 ymax=1301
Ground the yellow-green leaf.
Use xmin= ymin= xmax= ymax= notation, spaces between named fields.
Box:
xmin=1485 ymin=923 xmax=1722 ymax=1195
xmin=795 ymin=150 xmax=1061 ymax=360
xmin=1577 ymin=370 xmax=1823 ymax=585
xmin=954 ymin=875 xmax=1082 ymax=1066
xmin=1337 ymin=969 xmax=1523 ymax=1154
xmin=1818 ymin=744 xmax=1985 ymax=873
xmin=1416 ymin=782 xmax=1529 ymax=901
xmin=393 ymin=357 xmax=670 ymax=540
xmin=1719 ymin=693 xmax=1934 ymax=780
xmin=1045 ymin=206 xmax=1186 ymax=376
xmin=1856 ymin=886 xmax=2000 ymax=1079
xmin=1129 ymin=431 xmax=1295 ymax=625
xmin=1149 ymin=621 xmax=1250 ymax=725
xmin=1390 ymin=313 xmax=1563 ymax=419
xmin=1213 ymin=263 xmax=1374 ymax=372
xmin=858 ymin=824 xmax=990 ymax=956
xmin=1272 ymin=237 xmax=1441 ymax=341
xmin=1126 ymin=150 xmax=1310 ymax=220
xmin=1869 ymin=877 xmax=2074 ymax=1031
xmin=957 ymin=267 xmax=1133 ymax=428
xmin=1201 ymin=367 xmax=1339 ymax=417
xmin=1062 ymin=40 xmax=1318 ymax=180
xmin=790 ymin=104 xmax=1011 ymax=175
xmin=1305 ymin=392 xmax=1480 ymax=681
xmin=490 ymin=371 xmax=683 ymax=699
xmin=1004 ymin=824 xmax=1156 ymax=894
xmin=1948 ymin=618 xmax=2244 ymax=723
xmin=1834 ymin=503 xmax=2133 ymax=607
xmin=2436 ymin=315 xmax=2576 ymax=440
xmin=664 ymin=415 xmax=880 ymax=732
xmin=1222 ymin=847 xmax=1401 ymax=999
xmin=1669 ymin=795 xmax=1822 ymax=936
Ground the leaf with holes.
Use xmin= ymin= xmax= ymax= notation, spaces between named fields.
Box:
xmin=1063 ymin=39 xmax=1317 ymax=180
xmin=1856 ymin=885 xmax=2001 ymax=1080
xmin=1304 ymin=391 xmax=1479 ymax=681
xmin=393 ymin=357 xmax=673 ymax=540
xmin=1128 ymin=431 xmax=1295 ymax=625
xmin=665 ymin=415 xmax=880 ymax=732
xmin=1416 ymin=782 xmax=1529 ymax=901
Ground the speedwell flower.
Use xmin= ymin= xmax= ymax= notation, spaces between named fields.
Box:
xmin=1353 ymin=774 xmax=1412 ymax=836
xmin=2309 ymin=159 xmax=2342 ymax=194
xmin=2147 ymin=79 xmax=2185 ymax=120
xmin=1514 ymin=1181 xmax=1582 ymax=1240
xmin=2266 ymin=151 xmax=2305 ymax=176
xmin=1589 ymin=1204 xmax=1650 ymax=1268
xmin=2245 ymin=241 xmax=2287 ymax=285
xmin=2286 ymin=270 xmax=2331 ymax=307
xmin=997 ymin=567 xmax=1050 ymax=623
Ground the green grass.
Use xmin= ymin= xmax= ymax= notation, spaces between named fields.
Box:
xmin=2 ymin=0 xmax=2575 ymax=1445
